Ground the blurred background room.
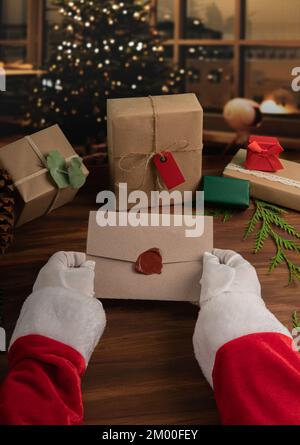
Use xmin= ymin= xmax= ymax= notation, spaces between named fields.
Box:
xmin=0 ymin=0 xmax=300 ymax=153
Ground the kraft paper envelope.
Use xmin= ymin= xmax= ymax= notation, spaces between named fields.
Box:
xmin=86 ymin=212 xmax=213 ymax=303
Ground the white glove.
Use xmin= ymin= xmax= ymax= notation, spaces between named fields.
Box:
xmin=193 ymin=249 xmax=291 ymax=387
xmin=33 ymin=251 xmax=95 ymax=297
xmin=10 ymin=252 xmax=106 ymax=365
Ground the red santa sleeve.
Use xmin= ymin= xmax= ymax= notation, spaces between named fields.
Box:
xmin=193 ymin=279 xmax=300 ymax=425
xmin=0 ymin=287 xmax=106 ymax=425
xmin=213 ymin=332 xmax=300 ymax=425
xmin=193 ymin=249 xmax=300 ymax=425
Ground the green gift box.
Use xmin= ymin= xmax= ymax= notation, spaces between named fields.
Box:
xmin=203 ymin=176 xmax=250 ymax=209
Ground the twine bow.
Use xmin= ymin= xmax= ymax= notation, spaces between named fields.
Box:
xmin=118 ymin=139 xmax=191 ymax=190
xmin=115 ymin=96 xmax=201 ymax=190
xmin=15 ymin=136 xmax=83 ymax=214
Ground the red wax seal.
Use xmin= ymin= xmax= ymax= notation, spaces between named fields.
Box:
xmin=134 ymin=248 xmax=163 ymax=275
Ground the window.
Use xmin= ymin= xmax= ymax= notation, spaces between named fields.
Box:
xmin=185 ymin=0 xmax=235 ymax=39
xmin=1 ymin=0 xmax=299 ymax=139
xmin=154 ymin=0 xmax=300 ymax=115
xmin=7 ymin=0 xmax=296 ymax=115
xmin=44 ymin=0 xmax=62 ymax=61
xmin=0 ymin=0 xmax=43 ymax=67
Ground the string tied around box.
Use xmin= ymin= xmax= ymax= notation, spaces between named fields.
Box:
xmin=115 ymin=95 xmax=202 ymax=191
xmin=15 ymin=136 xmax=83 ymax=214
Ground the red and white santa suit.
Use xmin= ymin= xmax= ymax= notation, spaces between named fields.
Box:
xmin=0 ymin=249 xmax=300 ymax=425
xmin=193 ymin=249 xmax=300 ymax=425
xmin=0 ymin=252 xmax=106 ymax=425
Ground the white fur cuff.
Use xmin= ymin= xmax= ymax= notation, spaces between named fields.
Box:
xmin=9 ymin=287 xmax=106 ymax=365
xmin=193 ymin=291 xmax=292 ymax=388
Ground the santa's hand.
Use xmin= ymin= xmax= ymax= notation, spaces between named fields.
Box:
xmin=193 ymin=249 xmax=291 ymax=387
xmin=33 ymin=251 xmax=95 ymax=298
xmin=10 ymin=251 xmax=106 ymax=365
xmin=199 ymin=249 xmax=262 ymax=306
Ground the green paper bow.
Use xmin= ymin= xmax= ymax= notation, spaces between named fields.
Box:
xmin=46 ymin=150 xmax=86 ymax=189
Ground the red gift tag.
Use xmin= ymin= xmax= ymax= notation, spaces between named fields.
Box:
xmin=153 ymin=151 xmax=185 ymax=190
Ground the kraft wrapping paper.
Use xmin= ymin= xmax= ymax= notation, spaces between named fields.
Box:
xmin=107 ymin=94 xmax=203 ymax=208
xmin=223 ymin=149 xmax=300 ymax=212
xmin=0 ymin=125 xmax=89 ymax=226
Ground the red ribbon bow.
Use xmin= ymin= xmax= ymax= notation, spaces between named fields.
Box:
xmin=245 ymin=136 xmax=284 ymax=172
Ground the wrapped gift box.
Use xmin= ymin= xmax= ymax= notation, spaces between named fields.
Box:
xmin=246 ymin=135 xmax=284 ymax=172
xmin=107 ymin=94 xmax=203 ymax=208
xmin=0 ymin=125 xmax=89 ymax=226
xmin=203 ymin=176 xmax=250 ymax=209
xmin=223 ymin=149 xmax=300 ymax=212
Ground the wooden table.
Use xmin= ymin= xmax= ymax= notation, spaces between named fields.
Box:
xmin=0 ymin=153 xmax=300 ymax=425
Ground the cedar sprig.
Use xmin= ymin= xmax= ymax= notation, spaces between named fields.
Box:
xmin=292 ymin=311 xmax=300 ymax=329
xmin=204 ymin=207 xmax=234 ymax=223
xmin=244 ymin=200 xmax=300 ymax=284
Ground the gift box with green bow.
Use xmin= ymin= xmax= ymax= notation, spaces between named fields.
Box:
xmin=0 ymin=125 xmax=89 ymax=226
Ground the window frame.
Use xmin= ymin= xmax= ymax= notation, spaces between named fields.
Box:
xmin=1 ymin=0 xmax=299 ymax=144
xmin=151 ymin=0 xmax=300 ymax=98
xmin=0 ymin=0 xmax=44 ymax=68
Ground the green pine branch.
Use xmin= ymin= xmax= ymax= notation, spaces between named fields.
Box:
xmin=254 ymin=220 xmax=270 ymax=253
xmin=244 ymin=200 xmax=300 ymax=284
xmin=292 ymin=311 xmax=300 ymax=329
xmin=204 ymin=207 xmax=234 ymax=223
xmin=244 ymin=207 xmax=261 ymax=239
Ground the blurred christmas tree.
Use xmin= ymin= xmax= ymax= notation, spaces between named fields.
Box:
xmin=27 ymin=0 xmax=193 ymax=143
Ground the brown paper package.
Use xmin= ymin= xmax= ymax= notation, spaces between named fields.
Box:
xmin=86 ymin=211 xmax=213 ymax=303
xmin=0 ymin=125 xmax=89 ymax=226
xmin=223 ymin=149 xmax=300 ymax=212
xmin=107 ymin=94 xmax=203 ymax=208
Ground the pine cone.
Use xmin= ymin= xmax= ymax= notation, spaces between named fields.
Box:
xmin=0 ymin=170 xmax=15 ymax=254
